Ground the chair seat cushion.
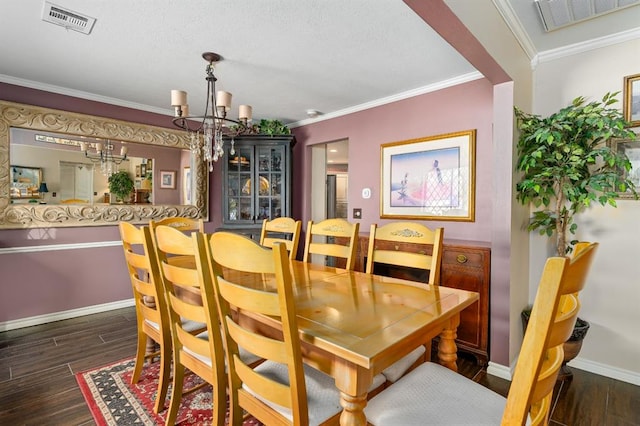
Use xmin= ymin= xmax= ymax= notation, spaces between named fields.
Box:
xmin=366 ymin=362 xmax=511 ymax=425
xmin=246 ymin=361 xmax=342 ymax=426
xmin=182 ymin=331 xmax=262 ymax=367
xmin=144 ymin=318 xmax=204 ymax=333
xmin=181 ymin=319 xmax=206 ymax=333
xmin=369 ymin=372 xmax=386 ymax=393
xmin=381 ymin=345 xmax=426 ymax=383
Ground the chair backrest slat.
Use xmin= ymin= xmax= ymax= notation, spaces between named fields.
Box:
xmin=149 ymin=216 xmax=204 ymax=233
xmin=366 ymin=222 xmax=444 ymax=285
xmin=260 ymin=217 xmax=302 ymax=260
xmin=302 ymin=218 xmax=359 ymax=270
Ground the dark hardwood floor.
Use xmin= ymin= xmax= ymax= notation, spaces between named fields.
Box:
xmin=1 ymin=306 xmax=639 ymax=425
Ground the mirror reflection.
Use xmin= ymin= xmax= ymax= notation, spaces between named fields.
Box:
xmin=10 ymin=128 xmax=191 ymax=206
xmin=1 ymin=100 xmax=206 ymax=229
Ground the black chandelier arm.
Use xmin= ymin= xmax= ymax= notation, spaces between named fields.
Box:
xmin=171 ymin=115 xmax=247 ymax=134
xmin=83 ymin=151 xmax=128 ymax=164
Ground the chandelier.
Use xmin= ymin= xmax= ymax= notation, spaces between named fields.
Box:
xmin=171 ymin=52 xmax=255 ymax=171
xmin=79 ymin=140 xmax=128 ymax=177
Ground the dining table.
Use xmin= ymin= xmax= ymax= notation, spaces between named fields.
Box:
xmin=223 ymin=259 xmax=480 ymax=426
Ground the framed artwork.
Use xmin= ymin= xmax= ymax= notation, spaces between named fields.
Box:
xmin=135 ymin=165 xmax=141 ymax=178
xmin=380 ymin=130 xmax=476 ymax=221
xmin=609 ymin=136 xmax=640 ymax=199
xmin=160 ymin=170 xmax=176 ymax=189
xmin=183 ymin=167 xmax=192 ymax=204
xmin=140 ymin=163 xmax=147 ymax=177
xmin=623 ymin=73 xmax=640 ymax=127
xmin=10 ymin=165 xmax=43 ymax=199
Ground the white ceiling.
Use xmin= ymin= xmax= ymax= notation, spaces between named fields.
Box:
xmin=1 ymin=0 xmax=639 ymax=130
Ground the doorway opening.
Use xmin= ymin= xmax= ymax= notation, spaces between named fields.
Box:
xmin=310 ymin=139 xmax=349 ymax=266
xmin=326 ymin=140 xmax=349 ymax=219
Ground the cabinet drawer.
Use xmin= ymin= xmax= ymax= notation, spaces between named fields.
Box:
xmin=442 ymin=249 xmax=485 ymax=269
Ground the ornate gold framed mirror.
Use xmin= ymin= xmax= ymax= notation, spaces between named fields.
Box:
xmin=0 ymin=100 xmax=208 ymax=229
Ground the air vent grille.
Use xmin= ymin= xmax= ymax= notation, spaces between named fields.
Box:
xmin=41 ymin=1 xmax=96 ymax=35
xmin=535 ymin=0 xmax=640 ymax=32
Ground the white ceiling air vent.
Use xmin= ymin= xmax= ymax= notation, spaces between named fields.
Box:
xmin=41 ymin=1 xmax=96 ymax=35
xmin=535 ymin=0 xmax=640 ymax=32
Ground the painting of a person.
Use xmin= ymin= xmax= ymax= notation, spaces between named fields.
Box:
xmin=390 ymin=147 xmax=459 ymax=208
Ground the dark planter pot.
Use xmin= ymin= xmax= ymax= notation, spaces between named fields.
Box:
xmin=521 ymin=310 xmax=590 ymax=381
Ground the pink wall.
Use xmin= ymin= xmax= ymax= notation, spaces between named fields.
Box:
xmin=0 ymin=246 xmax=131 ymax=321
xmin=291 ymin=78 xmax=494 ymax=242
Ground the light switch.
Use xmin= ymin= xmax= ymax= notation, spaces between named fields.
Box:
xmin=353 ymin=208 xmax=362 ymax=219
xmin=362 ymin=188 xmax=371 ymax=199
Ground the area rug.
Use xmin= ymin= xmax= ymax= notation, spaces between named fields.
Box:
xmin=76 ymin=357 xmax=263 ymax=425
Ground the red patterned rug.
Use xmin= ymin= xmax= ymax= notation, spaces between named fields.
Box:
xmin=76 ymin=357 xmax=263 ymax=425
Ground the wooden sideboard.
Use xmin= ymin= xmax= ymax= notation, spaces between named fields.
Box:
xmin=355 ymin=235 xmax=490 ymax=365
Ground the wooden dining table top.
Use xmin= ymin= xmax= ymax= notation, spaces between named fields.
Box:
xmin=224 ymin=260 xmax=479 ymax=371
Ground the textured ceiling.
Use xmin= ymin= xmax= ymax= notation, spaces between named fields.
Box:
xmin=0 ymin=0 xmax=638 ymax=127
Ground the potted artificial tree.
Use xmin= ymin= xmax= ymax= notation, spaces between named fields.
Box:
xmin=515 ymin=92 xmax=637 ymax=379
xmin=108 ymin=170 xmax=134 ymax=203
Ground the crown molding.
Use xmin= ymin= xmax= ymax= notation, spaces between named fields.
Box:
xmin=536 ymin=27 xmax=640 ymax=64
xmin=492 ymin=0 xmax=538 ymax=61
xmin=0 ymin=73 xmax=172 ymax=116
xmin=289 ymin=71 xmax=483 ymax=128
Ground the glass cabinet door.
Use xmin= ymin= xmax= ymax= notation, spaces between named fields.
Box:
xmin=257 ymin=145 xmax=285 ymax=220
xmin=226 ymin=146 xmax=254 ymax=223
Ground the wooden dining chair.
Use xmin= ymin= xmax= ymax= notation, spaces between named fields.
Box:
xmin=366 ymin=222 xmax=444 ymax=285
xmin=303 ymin=218 xmax=360 ymax=270
xmin=152 ymin=225 xmax=260 ymax=425
xmin=365 ymin=242 xmax=598 ymax=426
xmin=149 ymin=216 xmax=204 ymax=233
xmin=205 ymin=231 xmax=343 ymax=426
xmin=365 ymin=222 xmax=444 ymax=384
xmin=259 ymin=217 xmax=302 ymax=260
xmin=119 ymin=222 xmax=204 ymax=414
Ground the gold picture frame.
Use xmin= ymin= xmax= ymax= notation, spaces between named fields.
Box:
xmin=380 ymin=130 xmax=476 ymax=221
xmin=609 ymin=135 xmax=640 ymax=199
xmin=623 ymin=73 xmax=640 ymax=127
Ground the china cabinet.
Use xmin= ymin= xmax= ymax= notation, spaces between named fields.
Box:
xmin=220 ymin=135 xmax=295 ymax=239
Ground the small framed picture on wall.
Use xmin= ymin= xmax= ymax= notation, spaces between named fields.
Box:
xmin=160 ymin=170 xmax=176 ymax=189
xmin=623 ymin=73 xmax=640 ymax=127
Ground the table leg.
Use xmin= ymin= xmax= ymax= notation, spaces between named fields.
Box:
xmin=437 ymin=314 xmax=460 ymax=372
xmin=143 ymin=295 xmax=158 ymax=360
xmin=334 ymin=362 xmax=371 ymax=426
xmin=339 ymin=391 xmax=368 ymax=426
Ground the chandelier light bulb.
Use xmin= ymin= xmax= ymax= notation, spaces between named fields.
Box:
xmin=239 ymin=105 xmax=252 ymax=121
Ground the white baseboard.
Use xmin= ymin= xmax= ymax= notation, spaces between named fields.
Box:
xmin=0 ymin=299 xmax=135 ymax=332
xmin=487 ymin=361 xmax=513 ymax=381
xmin=569 ymin=357 xmax=640 ymax=386
xmin=486 ymin=357 xmax=640 ymax=386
